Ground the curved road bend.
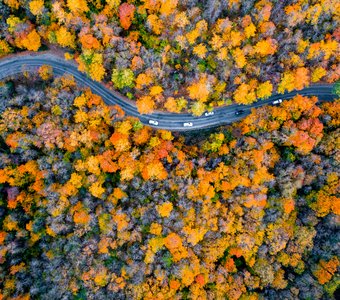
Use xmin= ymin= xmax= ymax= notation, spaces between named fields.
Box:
xmin=0 ymin=54 xmax=336 ymax=131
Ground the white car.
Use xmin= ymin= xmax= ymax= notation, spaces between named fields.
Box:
xmin=204 ymin=111 xmax=215 ymax=117
xmin=183 ymin=122 xmax=193 ymax=127
xmin=148 ymin=119 xmax=159 ymax=126
xmin=272 ymin=99 xmax=283 ymax=105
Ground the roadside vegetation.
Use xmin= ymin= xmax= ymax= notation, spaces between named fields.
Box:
xmin=0 ymin=72 xmax=339 ymax=299
xmin=0 ymin=0 xmax=339 ymax=115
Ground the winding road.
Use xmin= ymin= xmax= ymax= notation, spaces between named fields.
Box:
xmin=0 ymin=53 xmax=336 ymax=131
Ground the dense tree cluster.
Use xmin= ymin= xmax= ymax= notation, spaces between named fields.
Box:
xmin=0 ymin=72 xmax=339 ymax=299
xmin=0 ymin=0 xmax=339 ymax=115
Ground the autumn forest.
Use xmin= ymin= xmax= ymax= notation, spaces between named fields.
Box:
xmin=0 ymin=0 xmax=339 ymax=299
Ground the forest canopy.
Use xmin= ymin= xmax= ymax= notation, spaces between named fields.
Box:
xmin=0 ymin=0 xmax=339 ymax=299
xmin=0 ymin=0 xmax=339 ymax=114
xmin=0 ymin=71 xmax=339 ymax=299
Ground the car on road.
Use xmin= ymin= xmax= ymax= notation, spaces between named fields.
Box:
xmin=235 ymin=109 xmax=245 ymax=116
xmin=204 ymin=111 xmax=215 ymax=117
xmin=272 ymin=99 xmax=283 ymax=105
xmin=148 ymin=119 xmax=159 ymax=126
xmin=183 ymin=122 xmax=193 ymax=127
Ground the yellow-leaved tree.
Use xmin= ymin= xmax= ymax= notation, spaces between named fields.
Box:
xmin=253 ymin=38 xmax=277 ymax=56
xmin=88 ymin=53 xmax=106 ymax=82
xmin=277 ymin=71 xmax=295 ymax=94
xmin=160 ymin=0 xmax=178 ymax=16
xmin=233 ymin=48 xmax=246 ymax=68
xmin=187 ymin=75 xmax=211 ymax=102
xmin=20 ymin=29 xmax=41 ymax=51
xmin=193 ymin=43 xmax=207 ymax=59
xmin=56 ymin=27 xmax=76 ymax=49
xmin=0 ymin=40 xmax=12 ymax=57
xmin=311 ymin=67 xmax=326 ymax=82
xmin=106 ymin=0 xmax=121 ymax=9
xmin=67 ymin=0 xmax=89 ymax=14
xmin=136 ymin=96 xmax=155 ymax=114
xmin=191 ymin=101 xmax=206 ymax=116
xmin=29 ymin=0 xmax=44 ymax=15
xmin=233 ymin=83 xmax=256 ymax=104
xmin=256 ymin=81 xmax=273 ymax=99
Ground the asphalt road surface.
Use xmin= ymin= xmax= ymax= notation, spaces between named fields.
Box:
xmin=0 ymin=53 xmax=336 ymax=131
